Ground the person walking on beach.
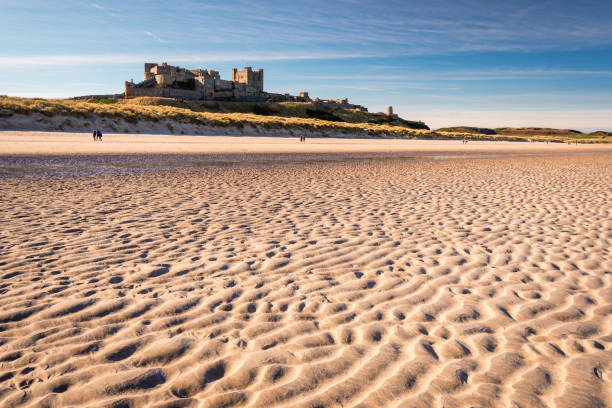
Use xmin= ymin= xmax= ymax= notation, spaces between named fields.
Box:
xmin=93 ymin=129 xmax=97 ymax=141
xmin=96 ymin=128 xmax=103 ymax=141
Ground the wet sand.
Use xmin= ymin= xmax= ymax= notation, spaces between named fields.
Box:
xmin=1 ymin=131 xmax=611 ymax=156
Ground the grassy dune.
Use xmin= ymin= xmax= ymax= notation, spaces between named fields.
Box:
xmin=437 ymin=126 xmax=612 ymax=143
xmin=1 ymin=96 xmax=610 ymax=143
xmin=0 ymin=96 xmax=431 ymax=138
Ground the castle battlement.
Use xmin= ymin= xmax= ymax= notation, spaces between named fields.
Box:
xmin=127 ymin=63 xmax=270 ymax=101
xmin=125 ymin=62 xmax=367 ymax=110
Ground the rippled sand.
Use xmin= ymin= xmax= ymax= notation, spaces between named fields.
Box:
xmin=0 ymin=151 xmax=611 ymax=407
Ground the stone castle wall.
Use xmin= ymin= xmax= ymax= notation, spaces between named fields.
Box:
xmin=131 ymin=63 xmax=266 ymax=100
xmin=125 ymin=83 xmax=202 ymax=100
xmin=126 ymin=62 xmax=366 ymax=109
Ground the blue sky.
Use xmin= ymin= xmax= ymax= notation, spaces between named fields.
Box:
xmin=1 ymin=0 xmax=611 ymax=130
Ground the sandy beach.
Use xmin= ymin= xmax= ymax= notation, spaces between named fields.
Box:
xmin=0 ymin=133 xmax=610 ymax=407
xmin=2 ymin=131 xmax=611 ymax=156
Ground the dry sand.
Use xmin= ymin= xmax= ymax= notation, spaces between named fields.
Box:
xmin=0 ymin=133 xmax=611 ymax=408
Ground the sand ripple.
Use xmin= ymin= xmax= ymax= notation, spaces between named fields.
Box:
xmin=0 ymin=155 xmax=610 ymax=407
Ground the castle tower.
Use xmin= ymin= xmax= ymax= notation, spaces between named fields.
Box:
xmin=231 ymin=67 xmax=264 ymax=93
xmin=387 ymin=106 xmax=393 ymax=116
xmin=144 ymin=63 xmax=157 ymax=80
xmin=257 ymin=68 xmax=264 ymax=91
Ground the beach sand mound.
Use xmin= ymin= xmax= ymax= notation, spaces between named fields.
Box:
xmin=0 ymin=154 xmax=610 ymax=407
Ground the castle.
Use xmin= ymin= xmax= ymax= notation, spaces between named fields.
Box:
xmin=125 ymin=63 xmax=265 ymax=101
xmin=125 ymin=62 xmax=367 ymax=110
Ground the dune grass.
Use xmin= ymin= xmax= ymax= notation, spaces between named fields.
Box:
xmin=436 ymin=126 xmax=612 ymax=143
xmin=1 ymin=96 xmax=610 ymax=143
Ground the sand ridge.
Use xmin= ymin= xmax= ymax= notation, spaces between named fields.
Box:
xmin=0 ymin=154 xmax=611 ymax=407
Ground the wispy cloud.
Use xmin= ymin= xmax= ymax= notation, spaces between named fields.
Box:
xmin=0 ymin=52 xmax=372 ymax=67
xmin=90 ymin=2 xmax=118 ymax=17
xmin=303 ymin=69 xmax=612 ymax=82
xmin=145 ymin=31 xmax=168 ymax=44
xmin=320 ymin=84 xmax=462 ymax=92
xmin=154 ymin=0 xmax=612 ymax=53
xmin=3 ymin=1 xmax=612 ymax=64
